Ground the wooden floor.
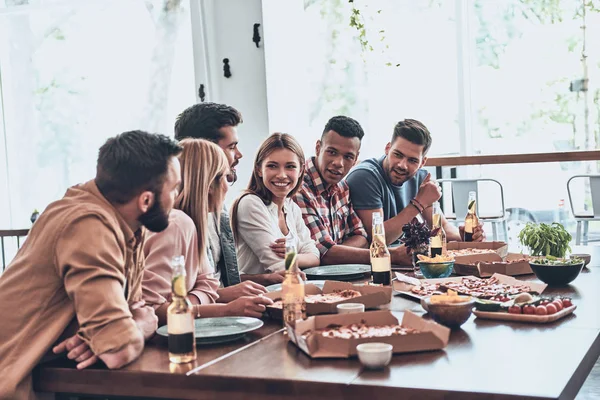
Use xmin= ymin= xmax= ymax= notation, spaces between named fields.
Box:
xmin=578 ymin=357 xmax=600 ymax=399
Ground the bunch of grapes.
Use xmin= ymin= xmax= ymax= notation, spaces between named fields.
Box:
xmin=399 ymin=217 xmax=440 ymax=253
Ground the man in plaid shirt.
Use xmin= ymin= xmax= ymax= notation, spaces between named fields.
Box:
xmin=293 ymin=117 xmax=370 ymax=265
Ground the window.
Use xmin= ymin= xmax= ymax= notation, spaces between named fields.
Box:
xmin=0 ymin=0 xmax=196 ymax=227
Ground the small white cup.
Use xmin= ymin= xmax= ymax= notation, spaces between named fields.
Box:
xmin=356 ymin=342 xmax=393 ymax=369
xmin=336 ymin=303 xmax=365 ymax=314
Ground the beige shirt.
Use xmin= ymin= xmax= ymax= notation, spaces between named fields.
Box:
xmin=0 ymin=180 xmax=144 ymax=400
xmin=236 ymin=195 xmax=320 ymax=275
xmin=143 ymin=209 xmax=219 ymax=308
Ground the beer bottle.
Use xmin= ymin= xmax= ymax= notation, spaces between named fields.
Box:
xmin=167 ymin=255 xmax=197 ymax=364
xmin=430 ymin=201 xmax=447 ymax=256
xmin=464 ymin=191 xmax=479 ymax=242
xmin=370 ymin=212 xmax=392 ymax=285
xmin=282 ymin=237 xmax=306 ymax=329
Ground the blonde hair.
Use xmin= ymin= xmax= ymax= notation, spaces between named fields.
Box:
xmin=175 ymin=138 xmax=229 ymax=261
xmin=231 ymin=133 xmax=305 ymax=241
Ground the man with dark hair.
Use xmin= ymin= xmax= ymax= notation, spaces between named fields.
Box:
xmin=346 ymin=119 xmax=484 ymax=245
xmin=0 ymin=131 xmax=182 ymax=399
xmin=175 ymin=102 xmax=243 ymax=183
xmin=174 ymin=103 xmax=286 ymax=295
xmin=291 ymin=116 xmax=409 ymax=265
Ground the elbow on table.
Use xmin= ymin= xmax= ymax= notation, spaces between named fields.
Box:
xmin=100 ymin=330 xmax=145 ymax=369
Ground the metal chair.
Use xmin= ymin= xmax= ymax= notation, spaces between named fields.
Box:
xmin=438 ymin=178 xmax=508 ymax=242
xmin=567 ymin=175 xmax=600 ymax=245
xmin=1 ymin=229 xmax=29 ymax=272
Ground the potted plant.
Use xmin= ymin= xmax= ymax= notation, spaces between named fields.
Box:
xmin=399 ymin=218 xmax=441 ymax=277
xmin=518 ymin=222 xmax=584 ymax=285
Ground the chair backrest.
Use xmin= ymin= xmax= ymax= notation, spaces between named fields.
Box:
xmin=437 ymin=179 xmax=506 ymax=220
xmin=567 ymin=175 xmax=600 ymax=218
xmin=1 ymin=229 xmax=30 ymax=272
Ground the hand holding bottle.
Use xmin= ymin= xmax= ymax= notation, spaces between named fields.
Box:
xmin=225 ymin=296 xmax=274 ymax=318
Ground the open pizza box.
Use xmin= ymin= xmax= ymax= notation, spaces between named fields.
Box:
xmin=287 ymin=310 xmax=450 ymax=358
xmin=453 ymin=253 xmax=533 ymax=277
xmin=264 ymin=281 xmax=392 ymax=319
xmin=393 ymin=272 xmax=547 ymax=301
xmin=447 ymin=241 xmax=509 ymax=263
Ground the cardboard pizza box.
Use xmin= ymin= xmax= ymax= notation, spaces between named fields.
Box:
xmin=393 ymin=272 xmax=546 ymax=301
xmin=454 ymin=253 xmax=533 ymax=277
xmin=264 ymin=281 xmax=392 ymax=319
xmin=287 ymin=310 xmax=450 ymax=358
xmin=446 ymin=241 xmax=509 ymax=266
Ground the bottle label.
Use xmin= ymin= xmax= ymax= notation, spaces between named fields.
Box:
xmin=168 ymin=332 xmax=194 ymax=354
xmin=371 ymin=256 xmax=391 ymax=272
xmin=168 ymin=313 xmax=195 ymax=335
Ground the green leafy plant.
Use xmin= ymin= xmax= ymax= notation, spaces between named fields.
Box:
xmin=518 ymin=222 xmax=572 ymax=258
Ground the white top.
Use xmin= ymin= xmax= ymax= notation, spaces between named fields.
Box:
xmin=236 ymin=195 xmax=320 ymax=274
xmin=207 ymin=212 xmax=222 ymax=284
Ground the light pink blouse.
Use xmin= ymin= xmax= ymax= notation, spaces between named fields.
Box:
xmin=142 ymin=209 xmax=220 ymax=308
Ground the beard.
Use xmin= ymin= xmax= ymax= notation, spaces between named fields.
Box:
xmin=138 ymin=193 xmax=170 ymax=232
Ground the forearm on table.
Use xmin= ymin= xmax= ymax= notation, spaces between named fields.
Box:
xmin=321 ymin=245 xmax=371 ymax=265
xmin=241 ymin=273 xmax=274 ymax=285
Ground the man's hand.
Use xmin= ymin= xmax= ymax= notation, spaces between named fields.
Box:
xmin=414 ymin=173 xmax=441 ymax=208
xmin=130 ymin=300 xmax=158 ymax=341
xmin=53 ymin=334 xmax=98 ymax=370
xmin=459 ymin=222 xmax=486 ymax=242
xmin=269 ymin=238 xmax=286 ymax=259
xmin=218 ymin=281 xmax=268 ymax=303
xmin=224 ymin=296 xmax=274 ymax=318
xmin=390 ymin=245 xmax=412 ymax=266
xmin=267 ymin=270 xmax=306 ymax=284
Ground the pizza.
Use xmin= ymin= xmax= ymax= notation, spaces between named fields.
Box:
xmin=410 ymin=276 xmax=532 ymax=299
xmin=302 ymin=322 xmax=419 ymax=340
xmin=447 ymin=248 xmax=498 ymax=257
xmin=270 ymin=289 xmax=362 ymax=309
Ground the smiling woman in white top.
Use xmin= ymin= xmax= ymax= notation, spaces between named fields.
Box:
xmin=231 ymin=133 xmax=320 ymax=280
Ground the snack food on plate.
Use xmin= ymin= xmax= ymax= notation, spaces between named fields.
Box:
xmin=302 ymin=322 xmax=420 ymax=339
xmin=270 ymin=289 xmax=362 ymax=309
xmin=410 ymin=276 xmax=532 ymax=299
xmin=430 ymin=289 xmax=471 ymax=304
xmin=417 ymin=254 xmax=454 ymax=263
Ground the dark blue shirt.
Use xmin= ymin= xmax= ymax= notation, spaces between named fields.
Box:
xmin=345 ymin=156 xmax=428 ymax=242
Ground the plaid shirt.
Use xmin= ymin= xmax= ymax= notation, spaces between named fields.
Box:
xmin=293 ymin=157 xmax=367 ymax=256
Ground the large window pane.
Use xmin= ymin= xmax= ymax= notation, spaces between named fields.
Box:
xmin=264 ymin=0 xmax=459 ymax=158
xmin=0 ymin=0 xmax=195 ymax=227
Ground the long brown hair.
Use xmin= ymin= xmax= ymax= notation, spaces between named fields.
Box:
xmin=231 ymin=133 xmax=305 ymax=241
xmin=175 ymin=138 xmax=229 ymax=261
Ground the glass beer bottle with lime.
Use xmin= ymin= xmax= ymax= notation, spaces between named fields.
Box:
xmin=464 ymin=191 xmax=479 ymax=242
xmin=282 ymin=237 xmax=306 ymax=328
xmin=167 ymin=255 xmax=196 ymax=364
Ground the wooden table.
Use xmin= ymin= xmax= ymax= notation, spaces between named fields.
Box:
xmin=34 ymin=248 xmax=600 ymax=400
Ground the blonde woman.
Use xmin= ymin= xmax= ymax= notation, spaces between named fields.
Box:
xmin=232 ymin=133 xmax=320 ymax=279
xmin=143 ymin=139 xmax=272 ymax=325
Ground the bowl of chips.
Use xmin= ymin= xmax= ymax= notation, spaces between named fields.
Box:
xmin=423 ymin=290 xmax=474 ymax=329
xmin=416 ymin=254 xmax=455 ymax=279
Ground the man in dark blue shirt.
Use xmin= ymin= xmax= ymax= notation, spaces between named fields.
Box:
xmin=346 ymin=119 xmax=485 ymax=245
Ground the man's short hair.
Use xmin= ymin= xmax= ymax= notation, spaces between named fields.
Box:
xmin=322 ymin=115 xmax=365 ymax=141
xmin=96 ymin=130 xmax=182 ymax=204
xmin=391 ymin=119 xmax=432 ymax=155
xmin=174 ymin=102 xmax=243 ymax=142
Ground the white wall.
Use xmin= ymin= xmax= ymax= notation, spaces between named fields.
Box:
xmin=194 ymin=0 xmax=270 ymax=205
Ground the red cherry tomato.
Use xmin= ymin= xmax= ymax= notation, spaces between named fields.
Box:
xmin=562 ymin=298 xmax=573 ymax=308
xmin=508 ymin=305 xmax=522 ymax=314
xmin=541 ymin=299 xmax=551 ymax=306
xmin=535 ymin=305 xmax=548 ymax=315
xmin=552 ymin=300 xmax=563 ymax=311
xmin=546 ymin=304 xmax=558 ymax=314
xmin=553 ymin=298 xmax=563 ymax=307
xmin=523 ymin=305 xmax=536 ymax=315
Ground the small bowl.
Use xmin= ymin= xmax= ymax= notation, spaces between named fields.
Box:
xmin=570 ymin=253 xmax=591 ymax=267
xmin=423 ymin=296 xmax=475 ymax=329
xmin=337 ymin=303 xmax=365 ymax=314
xmin=356 ymin=342 xmax=393 ymax=369
xmin=417 ymin=261 xmax=454 ymax=279
xmin=529 ymin=261 xmax=585 ymax=286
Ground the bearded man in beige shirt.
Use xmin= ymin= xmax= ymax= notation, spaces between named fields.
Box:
xmin=0 ymin=130 xmax=182 ymax=400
